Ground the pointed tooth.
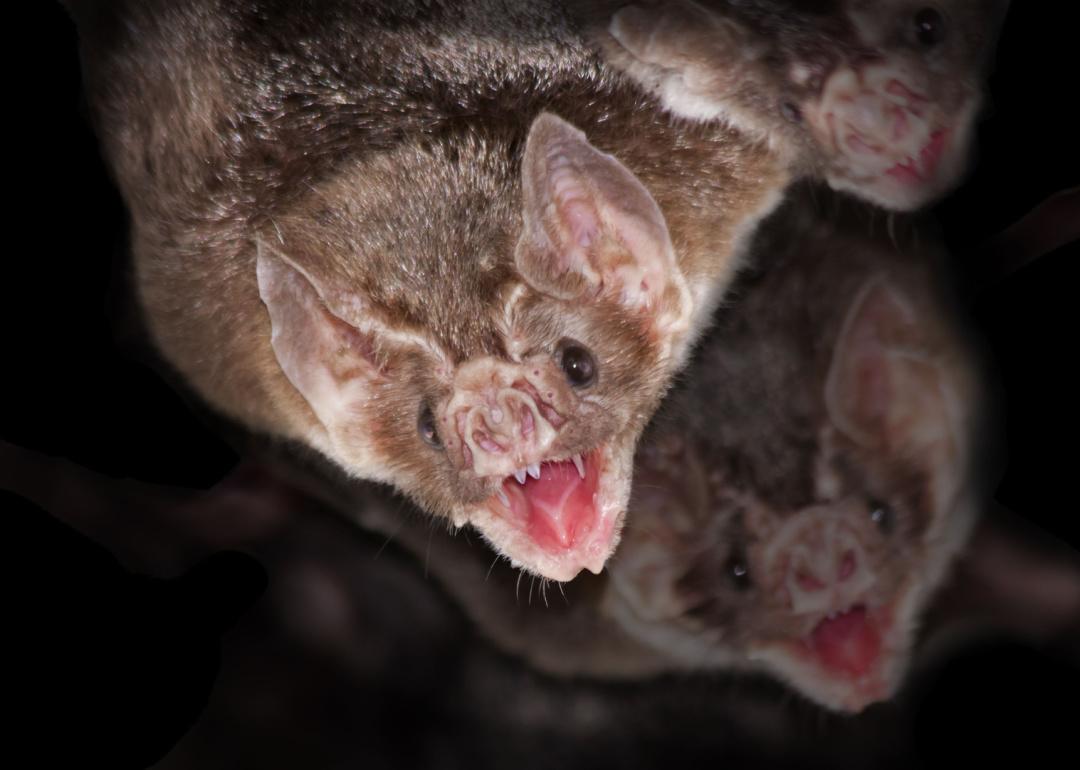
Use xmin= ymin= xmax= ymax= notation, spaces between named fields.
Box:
xmin=527 ymin=462 xmax=541 ymax=479
xmin=497 ymin=488 xmax=510 ymax=507
xmin=514 ymin=469 xmax=527 ymax=485
xmin=572 ymin=453 xmax=585 ymax=479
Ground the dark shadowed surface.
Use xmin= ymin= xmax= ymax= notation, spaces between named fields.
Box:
xmin=4 ymin=1 xmax=1078 ymax=768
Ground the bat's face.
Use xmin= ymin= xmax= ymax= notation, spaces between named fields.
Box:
xmin=605 ymin=0 xmax=1008 ymax=210
xmin=793 ymin=0 xmax=1010 ymax=209
xmin=607 ymin=274 xmax=980 ymax=711
xmin=256 ymin=114 xmax=693 ymax=582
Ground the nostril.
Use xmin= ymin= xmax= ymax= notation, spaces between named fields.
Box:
xmin=501 ymin=390 xmax=538 ymax=440
xmin=846 ymin=131 xmax=882 ymax=156
xmin=473 ymin=430 xmax=505 ymax=454
xmin=796 ymin=569 xmax=827 ymax=592
xmin=520 ymin=404 xmax=535 ymax=438
xmin=838 ymin=550 xmax=856 ymax=582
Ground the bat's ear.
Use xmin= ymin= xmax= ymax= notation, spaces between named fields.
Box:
xmin=824 ymin=277 xmax=961 ymax=464
xmin=255 ymin=241 xmax=397 ymax=435
xmin=515 ymin=112 xmax=691 ymax=351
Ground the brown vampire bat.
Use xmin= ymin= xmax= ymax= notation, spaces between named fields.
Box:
xmin=66 ymin=0 xmax=999 ymax=581
xmin=592 ymin=0 xmax=1009 ymax=210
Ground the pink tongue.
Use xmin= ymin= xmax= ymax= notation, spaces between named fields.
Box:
xmin=808 ymin=607 xmax=882 ymax=678
xmin=515 ymin=460 xmax=597 ymax=553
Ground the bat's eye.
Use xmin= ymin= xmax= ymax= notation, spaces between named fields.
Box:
xmin=557 ymin=339 xmax=597 ymax=388
xmin=868 ymin=499 xmax=895 ymax=534
xmin=726 ymin=553 xmax=751 ymax=591
xmin=417 ymin=404 xmax=442 ymax=448
xmin=780 ymin=101 xmax=803 ymax=124
xmin=913 ymin=7 xmax=946 ymax=47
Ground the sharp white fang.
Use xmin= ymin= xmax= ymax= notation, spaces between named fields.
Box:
xmin=514 ymin=469 xmax=527 ymax=485
xmin=572 ymin=453 xmax=585 ymax=479
xmin=497 ymin=488 xmax=510 ymax=507
xmin=527 ymin=463 xmax=541 ymax=479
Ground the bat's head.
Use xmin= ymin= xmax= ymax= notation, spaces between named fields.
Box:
xmin=607 ymin=251 xmax=982 ymax=711
xmin=605 ymin=0 xmax=1008 ymax=210
xmin=256 ymin=113 xmax=693 ymax=582
xmin=788 ymin=0 xmax=1010 ymax=209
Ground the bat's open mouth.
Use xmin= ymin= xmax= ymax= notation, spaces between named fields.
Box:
xmin=751 ymin=600 xmax=902 ymax=712
xmin=498 ymin=449 xmax=600 ymax=553
xmin=801 ymin=604 xmax=883 ymax=678
xmin=474 ymin=443 xmax=624 ymax=581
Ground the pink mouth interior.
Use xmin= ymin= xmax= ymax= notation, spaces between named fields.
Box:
xmin=802 ymin=605 xmax=883 ymax=679
xmin=501 ymin=453 xmax=600 ymax=554
xmin=885 ymin=129 xmax=949 ymax=184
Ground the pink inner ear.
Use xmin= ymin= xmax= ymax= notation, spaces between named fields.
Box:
xmin=563 ymin=196 xmax=600 ymax=249
xmin=850 ymin=348 xmax=892 ymax=433
xmin=825 ymin=279 xmax=916 ymax=447
xmin=515 ymin=113 xmax=688 ymax=338
xmin=256 ymin=244 xmax=386 ymax=429
xmin=826 ymin=278 xmax=963 ymax=468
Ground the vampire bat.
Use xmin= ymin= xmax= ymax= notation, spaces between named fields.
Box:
xmin=65 ymin=0 xmax=781 ymax=583
xmin=65 ymin=0 xmax=1002 ymax=582
xmin=605 ymin=202 xmax=991 ymax=712
xmin=592 ymin=0 xmax=1009 ymax=210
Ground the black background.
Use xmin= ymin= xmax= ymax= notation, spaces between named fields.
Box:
xmin=6 ymin=2 xmax=1078 ymax=767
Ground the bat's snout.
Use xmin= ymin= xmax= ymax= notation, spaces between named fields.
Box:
xmin=762 ymin=509 xmax=878 ymax=617
xmin=442 ymin=358 xmax=565 ymax=480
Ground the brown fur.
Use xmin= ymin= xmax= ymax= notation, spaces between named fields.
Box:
xmin=75 ymin=0 xmax=782 ymax=431
xmin=69 ymin=0 xmax=790 ymax=577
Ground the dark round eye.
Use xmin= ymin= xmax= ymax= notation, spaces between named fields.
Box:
xmin=417 ymin=404 xmax=442 ymax=448
xmin=869 ymin=499 xmax=895 ymax=534
xmin=725 ymin=553 xmax=751 ymax=591
xmin=557 ymin=340 xmax=597 ymax=388
xmin=780 ymin=101 xmax=803 ymax=124
xmin=913 ymin=7 xmax=946 ymax=47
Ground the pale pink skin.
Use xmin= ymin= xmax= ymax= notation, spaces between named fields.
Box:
xmin=745 ymin=502 xmax=914 ymax=712
xmin=802 ymin=60 xmax=978 ymax=211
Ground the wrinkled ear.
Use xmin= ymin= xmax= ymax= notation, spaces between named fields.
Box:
xmin=515 ymin=112 xmax=691 ymax=346
xmin=608 ymin=0 xmax=759 ymax=103
xmin=256 ymin=241 xmax=390 ymax=433
xmin=825 ymin=277 xmax=958 ymax=461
